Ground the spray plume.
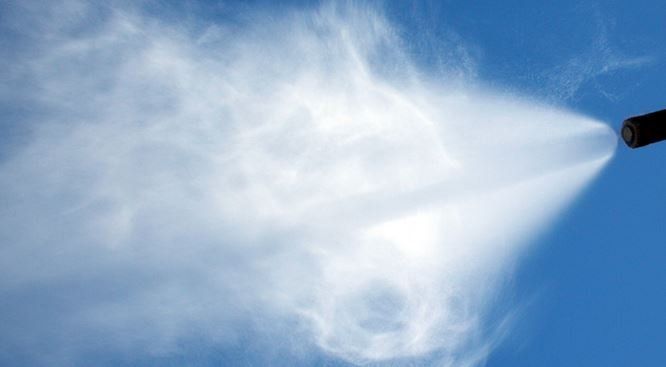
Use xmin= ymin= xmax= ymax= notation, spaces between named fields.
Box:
xmin=0 ymin=2 xmax=616 ymax=366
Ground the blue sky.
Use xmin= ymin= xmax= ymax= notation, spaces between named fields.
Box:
xmin=1 ymin=1 xmax=665 ymax=366
xmin=414 ymin=1 xmax=666 ymax=366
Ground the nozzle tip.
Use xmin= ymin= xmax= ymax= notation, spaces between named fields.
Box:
xmin=621 ymin=122 xmax=637 ymax=148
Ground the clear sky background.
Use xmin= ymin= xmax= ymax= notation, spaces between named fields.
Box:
xmin=398 ymin=2 xmax=666 ymax=367
xmin=1 ymin=1 xmax=665 ymax=366
xmin=354 ymin=3 xmax=664 ymax=366
xmin=401 ymin=2 xmax=666 ymax=366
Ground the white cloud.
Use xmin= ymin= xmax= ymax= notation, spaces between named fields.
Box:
xmin=0 ymin=2 xmax=616 ymax=366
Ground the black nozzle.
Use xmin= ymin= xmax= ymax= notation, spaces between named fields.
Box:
xmin=621 ymin=109 xmax=666 ymax=149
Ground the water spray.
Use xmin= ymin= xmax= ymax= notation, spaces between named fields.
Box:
xmin=0 ymin=3 xmax=622 ymax=366
xmin=621 ymin=109 xmax=666 ymax=149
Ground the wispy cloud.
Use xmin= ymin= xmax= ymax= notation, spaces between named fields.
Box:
xmin=0 ymin=2 xmax=616 ymax=366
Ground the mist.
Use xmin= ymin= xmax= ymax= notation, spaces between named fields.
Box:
xmin=0 ymin=2 xmax=616 ymax=366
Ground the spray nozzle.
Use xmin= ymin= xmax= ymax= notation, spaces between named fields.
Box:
xmin=621 ymin=109 xmax=666 ymax=149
